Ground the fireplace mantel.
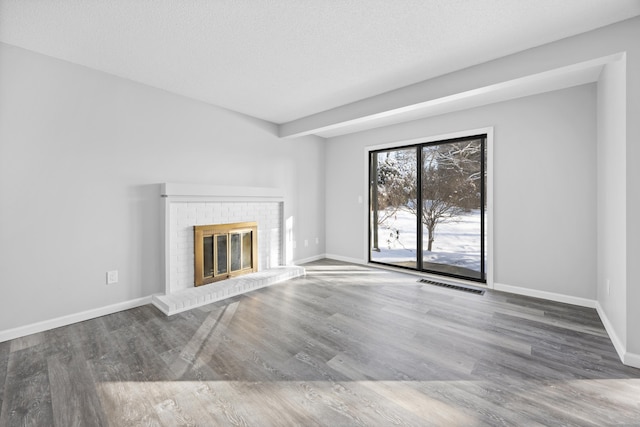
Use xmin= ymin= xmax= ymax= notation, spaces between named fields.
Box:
xmin=161 ymin=183 xmax=284 ymax=202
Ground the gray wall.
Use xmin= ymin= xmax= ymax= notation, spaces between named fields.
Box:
xmin=0 ymin=43 xmax=326 ymax=331
xmin=326 ymin=84 xmax=597 ymax=300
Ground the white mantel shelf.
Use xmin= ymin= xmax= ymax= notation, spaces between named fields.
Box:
xmin=161 ymin=183 xmax=284 ymax=202
xmin=152 ymin=266 xmax=305 ymax=315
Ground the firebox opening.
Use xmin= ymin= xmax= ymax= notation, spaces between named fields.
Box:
xmin=194 ymin=221 xmax=258 ymax=286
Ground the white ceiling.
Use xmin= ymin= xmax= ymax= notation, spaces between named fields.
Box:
xmin=1 ymin=0 xmax=639 ymax=124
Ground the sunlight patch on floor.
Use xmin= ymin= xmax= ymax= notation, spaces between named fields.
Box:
xmin=96 ymin=378 xmax=640 ymax=425
xmin=96 ymin=380 xmax=478 ymax=425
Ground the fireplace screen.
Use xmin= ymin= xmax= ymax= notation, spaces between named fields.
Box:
xmin=194 ymin=221 xmax=258 ymax=286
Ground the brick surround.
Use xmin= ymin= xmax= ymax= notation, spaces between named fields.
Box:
xmin=169 ymin=201 xmax=282 ymax=293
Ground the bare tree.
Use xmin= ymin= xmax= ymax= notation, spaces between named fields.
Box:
xmin=419 ymin=141 xmax=482 ymax=251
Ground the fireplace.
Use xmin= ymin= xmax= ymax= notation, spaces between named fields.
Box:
xmin=153 ymin=183 xmax=304 ymax=315
xmin=194 ymin=221 xmax=258 ymax=286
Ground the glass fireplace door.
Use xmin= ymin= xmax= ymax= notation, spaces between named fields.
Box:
xmin=194 ymin=222 xmax=258 ymax=286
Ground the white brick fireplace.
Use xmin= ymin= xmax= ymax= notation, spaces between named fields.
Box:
xmin=152 ymin=183 xmax=304 ymax=315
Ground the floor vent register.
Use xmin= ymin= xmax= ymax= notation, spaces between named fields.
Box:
xmin=418 ymin=278 xmax=486 ymax=295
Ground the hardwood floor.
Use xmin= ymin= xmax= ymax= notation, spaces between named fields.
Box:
xmin=1 ymin=259 xmax=639 ymax=426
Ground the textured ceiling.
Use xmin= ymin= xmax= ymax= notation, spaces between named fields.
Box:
xmin=1 ymin=0 xmax=639 ymax=124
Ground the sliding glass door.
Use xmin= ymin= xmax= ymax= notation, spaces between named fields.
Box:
xmin=369 ymin=135 xmax=486 ymax=282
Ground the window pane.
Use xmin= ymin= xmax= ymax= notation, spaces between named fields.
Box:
xmin=230 ymin=233 xmax=241 ymax=271
xmin=216 ymin=235 xmax=228 ymax=275
xmin=370 ymin=148 xmax=418 ymax=268
xmin=203 ymin=236 xmax=214 ymax=277
xmin=242 ymin=232 xmax=253 ymax=269
xmin=421 ymin=139 xmax=483 ymax=280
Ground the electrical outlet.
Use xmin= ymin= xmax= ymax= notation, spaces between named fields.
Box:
xmin=107 ymin=270 xmax=119 ymax=284
xmin=315 ymin=237 xmax=319 ymax=244
xmin=304 ymin=239 xmax=309 ymax=247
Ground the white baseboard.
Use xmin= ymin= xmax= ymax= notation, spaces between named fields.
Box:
xmin=493 ymin=282 xmax=597 ymax=308
xmin=623 ymin=351 xmax=640 ymax=369
xmin=0 ymin=296 xmax=153 ymax=343
xmin=595 ymin=302 xmax=640 ymax=369
xmin=295 ymin=253 xmax=368 ymax=266
xmin=324 ymin=253 xmax=366 ymax=265
xmin=493 ymin=284 xmax=639 ymax=369
xmin=595 ymin=301 xmax=626 ymax=362
xmin=294 ymin=254 xmax=327 ymax=265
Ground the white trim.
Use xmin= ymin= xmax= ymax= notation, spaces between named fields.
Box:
xmin=595 ymin=302 xmax=640 ymax=369
xmin=325 ymin=253 xmax=367 ymax=265
xmin=365 ymin=127 xmax=494 ymax=152
xmin=494 ymin=282 xmax=597 ymax=308
xmin=485 ymin=128 xmax=494 ymax=289
xmin=624 ymin=351 xmax=640 ymax=369
xmin=0 ymin=296 xmax=153 ymax=343
xmin=161 ymin=183 xmax=284 ymax=201
xmin=294 ymin=254 xmax=327 ymax=265
xmin=596 ymin=301 xmax=626 ymax=363
xmin=362 ymin=127 xmax=494 ymax=288
xmin=362 ymin=144 xmax=369 ymax=263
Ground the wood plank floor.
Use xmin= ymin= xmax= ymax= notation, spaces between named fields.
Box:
xmin=1 ymin=259 xmax=639 ymax=426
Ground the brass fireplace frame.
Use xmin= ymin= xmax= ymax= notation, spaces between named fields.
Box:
xmin=194 ymin=221 xmax=258 ymax=286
